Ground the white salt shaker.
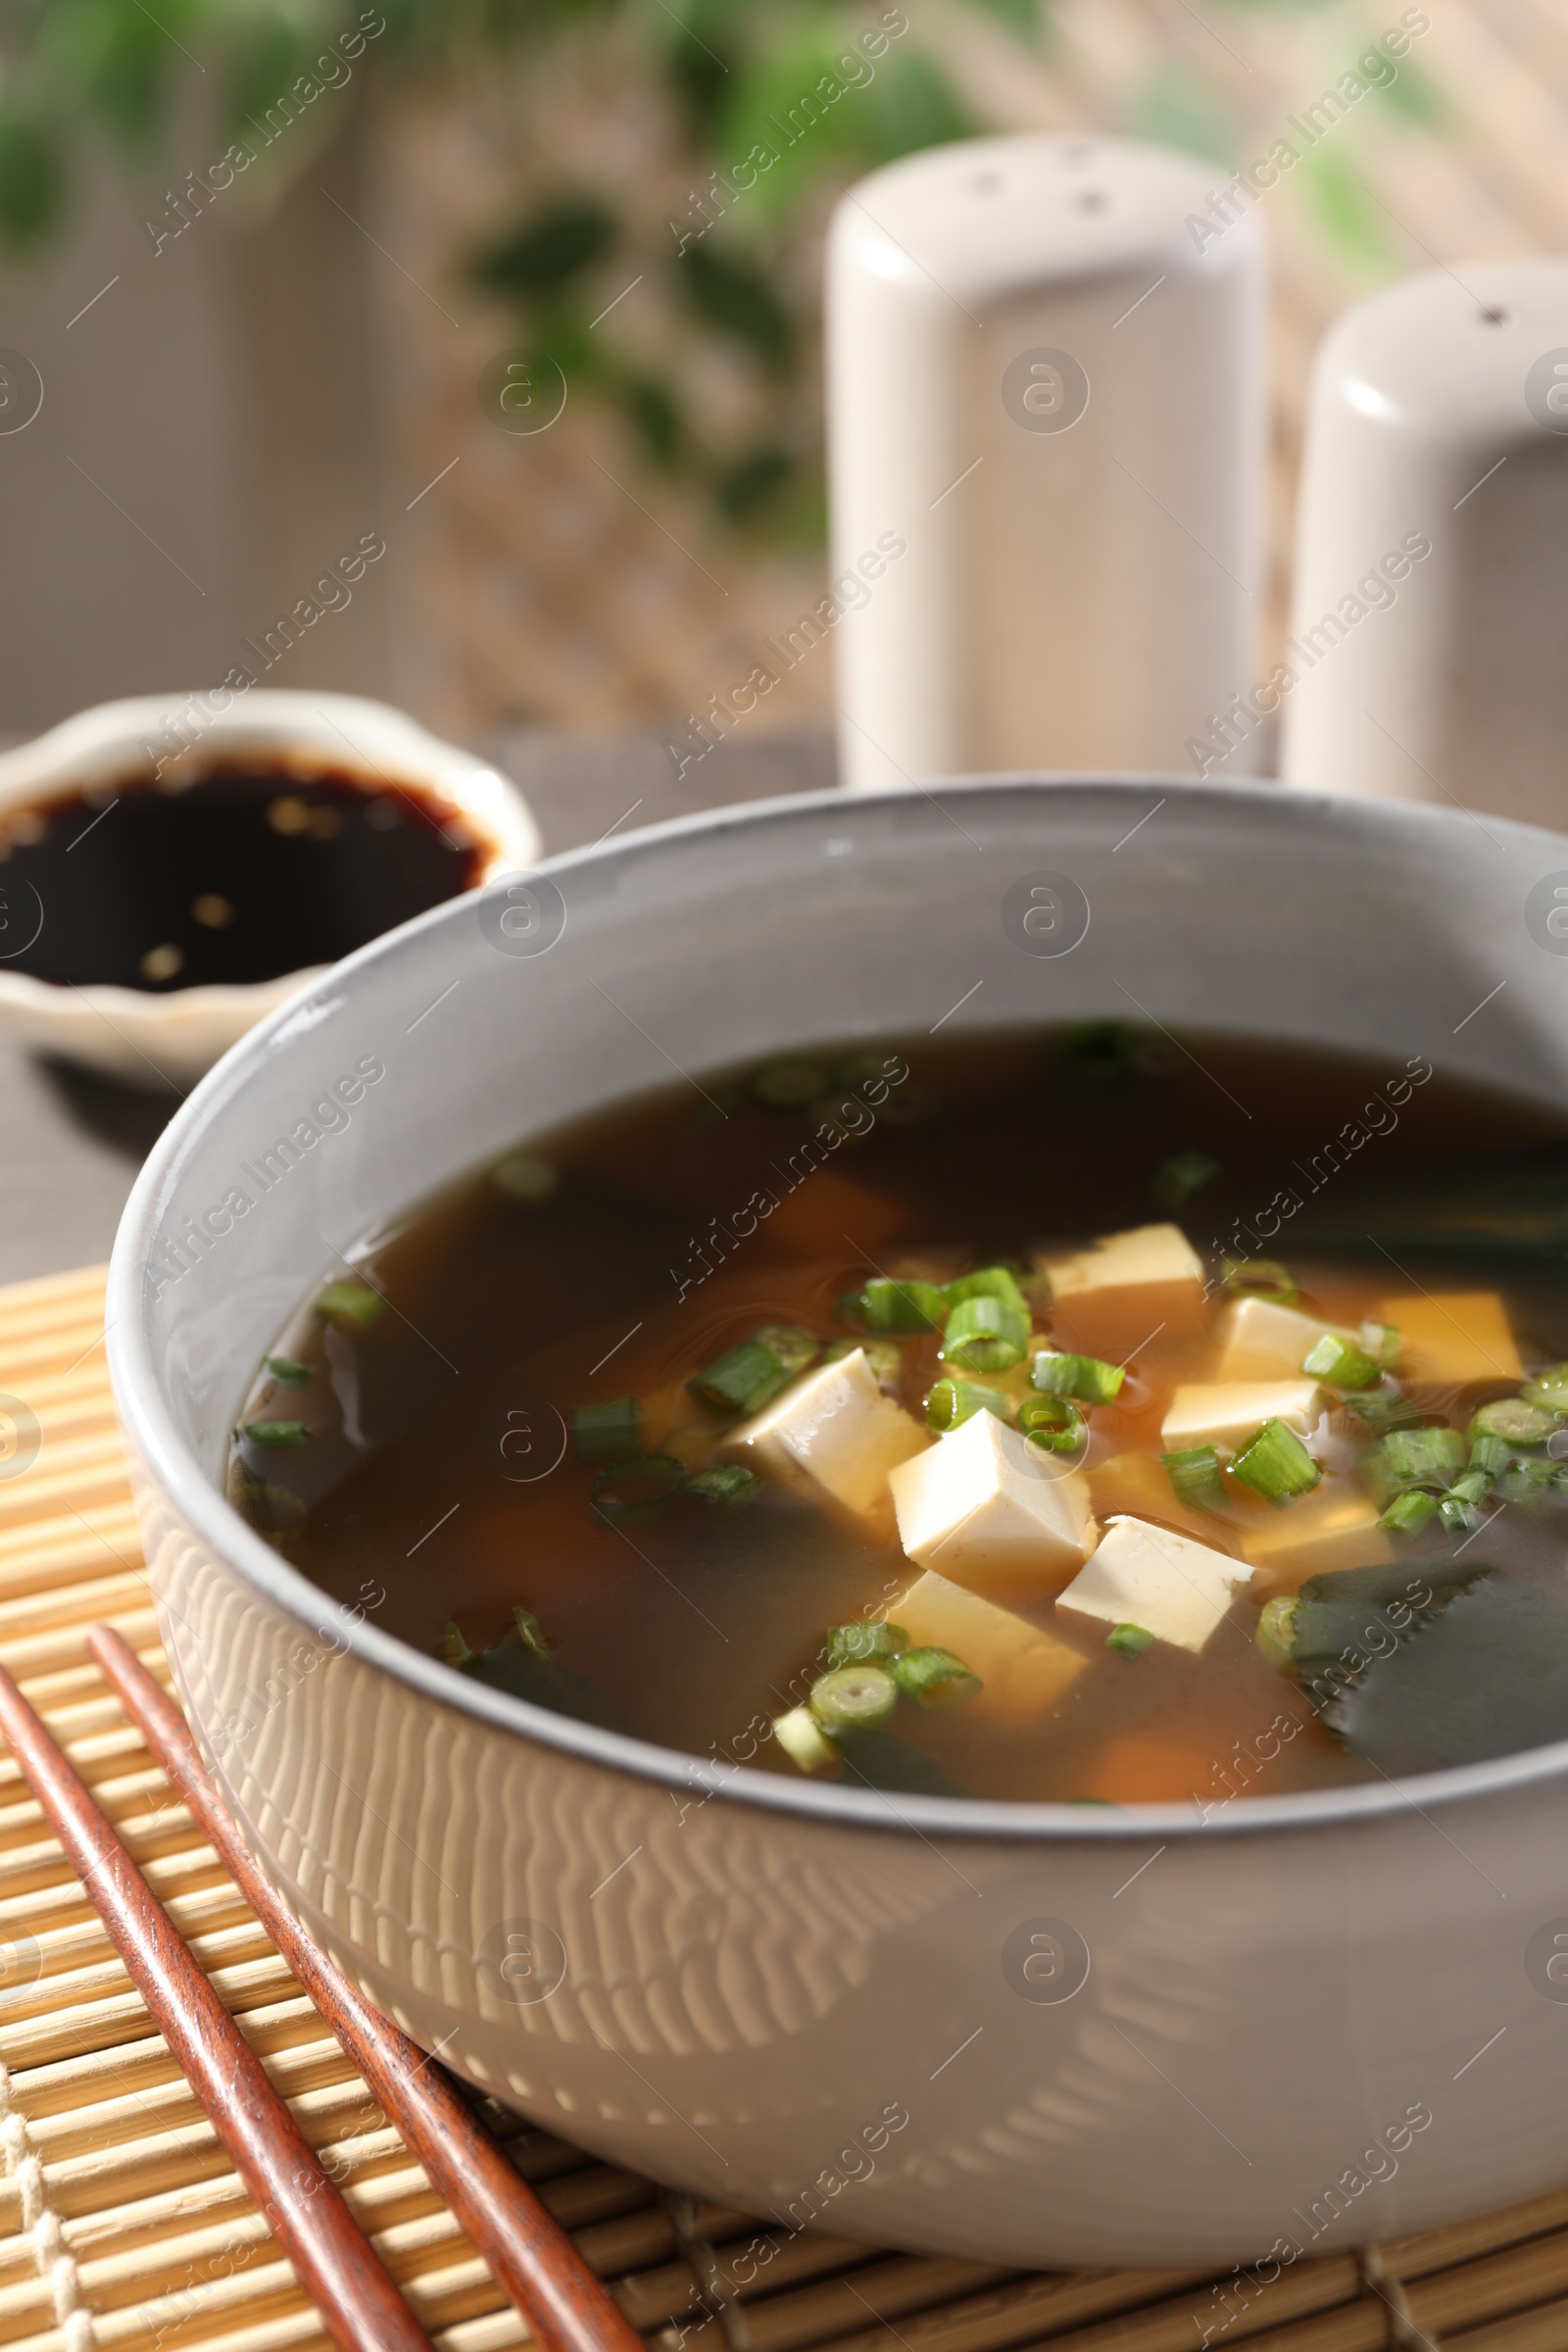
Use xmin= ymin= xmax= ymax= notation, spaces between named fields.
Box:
xmin=1281 ymin=259 xmax=1568 ymax=824
xmin=826 ymin=134 xmax=1266 ymax=791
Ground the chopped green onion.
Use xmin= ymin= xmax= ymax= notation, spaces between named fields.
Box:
xmin=1029 ymin=1349 xmax=1125 ymax=1404
xmin=1162 ymin=1446 xmax=1228 ymax=1511
xmin=1470 ymin=1396 xmax=1559 ymax=1446
xmin=514 ymin=1606 xmax=551 ymax=1655
xmin=242 ymin=1421 xmax=310 ymax=1447
xmin=943 ymin=1294 xmax=1028 ymax=1372
xmin=1360 ymin=1323 xmax=1401 ymax=1369
xmin=1346 ymin=1386 xmax=1425 ymax=1436
xmin=1152 ymin=1149 xmax=1219 ymax=1208
xmin=1255 ymin=1596 xmax=1299 ymax=1671
xmin=572 ymin=1396 xmax=644 ymax=1464
xmin=316 ymin=1281 xmax=386 ymax=1332
xmin=1222 ymin=1258 xmax=1299 ymax=1307
xmin=751 ymin=1057 xmax=829 ymax=1107
xmin=752 ymin=1324 xmax=818 ymax=1376
xmin=1522 ymin=1363 xmax=1568 ymax=1413
xmin=826 ymin=1621 xmax=909 ymax=1668
xmin=1449 ymin=1467 xmax=1494 ymax=1506
xmin=1105 ymin=1623 xmax=1156 ymax=1661
xmin=1300 ymin=1333 xmax=1380 ymax=1392
xmin=686 ymin=1463 xmax=761 ymax=1507
xmin=890 ymin=1646 xmax=982 ymax=1709
xmin=689 ymin=1340 xmax=792 ymax=1417
xmin=264 ymin=1356 xmax=310 ymax=1387
xmin=1232 ymin=1418 xmax=1321 ymax=1505
xmin=808 ymin=1664 xmax=898 ymax=1733
xmin=441 ymin=1621 xmax=471 ymax=1668
xmin=1363 ymin=1425 xmax=1467 ymax=1505
xmin=1379 ymin=1488 xmax=1441 ymax=1538
xmin=927 ymin=1377 xmax=1010 ymax=1432
xmin=772 ymin=1705 xmax=840 ymax=1775
xmin=1469 ymin=1431 xmax=1513 ymax=1479
xmin=823 ymin=1337 xmax=902 ymax=1391
xmin=1439 ymin=1495 xmax=1480 ymax=1537
xmin=1017 ymin=1395 xmax=1085 ymax=1453
xmin=861 ymin=1278 xmax=947 ymax=1333
xmin=832 ymin=1290 xmax=869 ymax=1332
xmin=590 ymin=1455 xmax=685 ymax=1523
xmin=946 ymin=1265 xmax=1031 ymax=1321
xmin=491 ymin=1152 xmax=558 ymax=1203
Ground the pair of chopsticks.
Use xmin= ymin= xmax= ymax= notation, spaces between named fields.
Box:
xmin=0 ymin=1628 xmax=645 ymax=2352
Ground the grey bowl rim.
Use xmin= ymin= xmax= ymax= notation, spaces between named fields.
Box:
xmin=105 ymin=770 xmax=1568 ymax=1845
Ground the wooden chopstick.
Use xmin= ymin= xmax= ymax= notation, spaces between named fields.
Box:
xmin=0 ymin=1660 xmax=436 ymax=2352
xmin=89 ymin=1624 xmax=647 ymax=2352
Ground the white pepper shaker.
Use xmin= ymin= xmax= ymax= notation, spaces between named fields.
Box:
xmin=826 ymin=133 xmax=1266 ymax=791
xmin=1281 ymin=259 xmax=1568 ymax=824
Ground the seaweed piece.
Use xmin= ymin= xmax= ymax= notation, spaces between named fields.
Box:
xmin=461 ymin=1625 xmax=615 ymax=1728
xmin=1322 ymin=1577 xmax=1568 ymax=1771
xmin=1290 ymin=1559 xmax=1494 ymax=1690
xmin=834 ymin=1727 xmax=968 ymax=1798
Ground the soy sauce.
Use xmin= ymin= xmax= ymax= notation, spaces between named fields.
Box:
xmin=0 ymin=764 xmax=487 ymax=991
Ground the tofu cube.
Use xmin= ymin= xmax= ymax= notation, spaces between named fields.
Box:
xmin=1378 ymin=1292 xmax=1521 ymax=1395
xmin=1241 ymin=1488 xmax=1392 ymax=1590
xmin=895 ymin=1570 xmax=1091 ymax=1727
xmin=1216 ymin=1296 xmax=1359 ymax=1381
xmin=888 ymin=1409 xmax=1099 ymax=1601
xmin=1037 ymin=1223 xmax=1205 ymax=1357
xmin=1161 ymin=1379 xmax=1323 ymax=1458
xmin=1058 ymin=1515 xmax=1253 ymax=1653
xmin=727 ymin=1348 xmax=927 ymax=1533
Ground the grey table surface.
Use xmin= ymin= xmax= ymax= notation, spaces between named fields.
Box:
xmin=0 ymin=728 xmax=835 ymax=1290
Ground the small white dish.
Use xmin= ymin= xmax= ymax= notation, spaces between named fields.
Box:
xmin=0 ymin=691 xmax=539 ymax=1089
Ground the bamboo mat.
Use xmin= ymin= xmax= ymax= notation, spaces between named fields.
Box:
xmin=1 ymin=1271 xmax=1566 ymax=2352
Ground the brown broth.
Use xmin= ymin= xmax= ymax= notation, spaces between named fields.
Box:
xmin=0 ymin=764 xmax=485 ymax=991
xmin=228 ymin=1027 xmax=1568 ymax=1808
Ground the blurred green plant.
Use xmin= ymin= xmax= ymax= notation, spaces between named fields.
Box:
xmin=0 ymin=0 xmax=1041 ymax=534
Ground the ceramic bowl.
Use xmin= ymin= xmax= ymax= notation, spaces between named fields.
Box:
xmin=0 ymin=691 xmax=538 ymax=1088
xmin=105 ymin=778 xmax=1568 ymax=2268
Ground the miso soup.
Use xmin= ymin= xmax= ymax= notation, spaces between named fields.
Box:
xmin=226 ymin=1026 xmax=1568 ymax=1808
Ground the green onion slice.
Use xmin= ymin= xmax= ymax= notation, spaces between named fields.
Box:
xmin=1470 ymin=1396 xmax=1559 ymax=1446
xmin=752 ymin=1324 xmax=818 ymax=1376
xmin=590 ymin=1455 xmax=686 ymax=1523
xmin=861 ymin=1278 xmax=947 ymax=1334
xmin=826 ymin=1621 xmax=910 ymax=1669
xmin=686 ymin=1464 xmax=762 ymax=1507
xmin=572 ymin=1396 xmax=644 ymax=1464
xmin=946 ymin=1265 xmax=1031 ymax=1321
xmin=1017 ymin=1395 xmax=1086 ymax=1453
xmin=772 ymin=1705 xmax=840 ymax=1776
xmin=890 ymin=1646 xmax=982 ymax=1709
xmin=1469 ymin=1431 xmax=1513 ymax=1479
xmin=1221 ymin=1258 xmax=1299 ymax=1307
xmin=824 ymin=1337 xmax=902 ymax=1391
xmin=1522 ymin=1363 xmax=1568 ymax=1413
xmin=832 ymin=1290 xmax=870 ymax=1332
xmin=264 ymin=1356 xmax=310 ymax=1387
xmin=1029 ymin=1349 xmax=1125 ymax=1404
xmin=1379 ymin=1488 xmax=1441 ymax=1538
xmin=242 ymin=1420 xmax=310 ymax=1447
xmin=1255 ymin=1596 xmax=1299 ymax=1671
xmin=689 ymin=1340 xmax=791 ymax=1417
xmin=1300 ymin=1334 xmax=1380 ymax=1392
xmin=1232 ymin=1417 xmax=1321 ymax=1505
xmin=808 ymin=1664 xmax=898 ymax=1733
xmin=1105 ymin=1624 xmax=1156 ymax=1661
xmin=942 ymin=1294 xmax=1028 ymax=1372
xmin=316 ymin=1281 xmax=387 ymax=1333
xmin=1162 ymin=1446 xmax=1228 ymax=1511
xmin=928 ymin=1377 xmax=1010 ymax=1433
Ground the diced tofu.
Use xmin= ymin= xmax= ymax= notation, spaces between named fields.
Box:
xmin=1241 ymin=1488 xmax=1392 ymax=1589
xmin=1057 ymin=1515 xmax=1253 ymax=1653
xmin=1037 ymin=1223 xmax=1205 ymax=1357
xmin=895 ymin=1570 xmax=1091 ymax=1727
xmin=1216 ymin=1296 xmax=1358 ymax=1381
xmin=727 ymin=1349 xmax=927 ymax=1533
xmin=1161 ymin=1379 xmax=1323 ymax=1457
xmin=888 ymin=1410 xmax=1099 ymax=1601
xmin=1378 ymin=1292 xmax=1521 ymax=1394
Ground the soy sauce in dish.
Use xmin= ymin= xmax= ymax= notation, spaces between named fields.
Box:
xmin=227 ymin=1025 xmax=1568 ymax=1808
xmin=0 ymin=764 xmax=486 ymax=990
